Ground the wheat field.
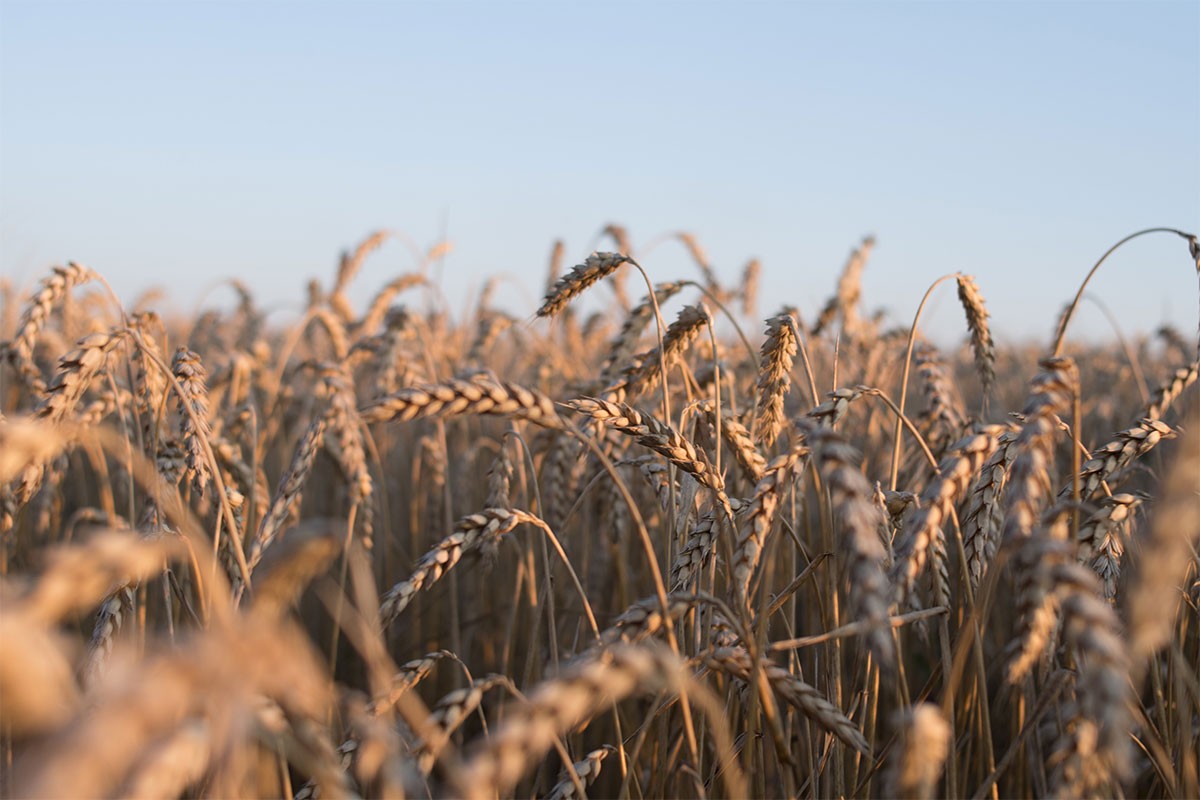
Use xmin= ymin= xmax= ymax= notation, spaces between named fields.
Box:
xmin=0 ymin=227 xmax=1197 ymax=799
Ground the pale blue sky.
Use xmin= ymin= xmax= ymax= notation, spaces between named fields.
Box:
xmin=2 ymin=0 xmax=1197 ymax=344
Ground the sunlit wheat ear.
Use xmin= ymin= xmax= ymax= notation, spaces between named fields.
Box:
xmin=110 ymin=719 xmax=212 ymax=800
xmin=332 ymin=229 xmax=389 ymax=305
xmin=545 ymin=745 xmax=617 ymax=800
xmin=317 ymin=366 xmax=374 ymax=547
xmin=129 ymin=312 xmax=167 ymax=449
xmin=955 ymin=274 xmax=996 ymax=398
xmin=704 ymin=403 xmax=766 ymax=483
xmin=82 ymin=585 xmax=136 ymax=689
xmin=0 ymin=602 xmax=80 ymax=737
xmin=1037 ymin=539 xmax=1133 ymax=797
xmin=599 ymin=281 xmax=686 ymax=383
xmin=1128 ymin=407 xmax=1200 ymax=662
xmin=6 ymin=262 xmax=96 ymax=395
xmin=806 ymin=385 xmax=871 ymax=429
xmin=22 ymin=530 xmax=179 ymax=624
xmin=881 ymin=703 xmax=951 ymax=800
xmin=1076 ymin=492 xmax=1143 ymax=602
xmin=248 ymin=414 xmax=328 ymax=572
xmin=731 ymin=441 xmax=810 ymax=602
xmin=891 ymin=424 xmax=1009 ymax=607
xmin=356 ymin=273 xmax=426 ymax=335
xmin=35 ymin=330 xmax=126 ymax=426
xmin=306 ymin=305 xmax=350 ymax=360
xmin=565 ymin=397 xmax=733 ymax=516
xmin=1001 ymin=356 xmax=1079 ymax=546
xmin=13 ymin=618 xmax=335 ymax=800
xmin=1006 ymin=506 xmax=1072 ymax=684
xmin=1143 ymin=357 xmax=1198 ymax=420
xmin=379 ymin=508 xmax=541 ymax=626
xmin=670 ymin=499 xmax=742 ymax=589
xmin=543 ymin=238 xmax=566 ymax=297
xmin=537 ymin=431 xmax=586 ymax=530
xmin=457 ymin=643 xmax=691 ymax=800
xmin=812 ymin=235 xmax=874 ymax=337
xmin=754 ymin=312 xmax=798 ymax=447
xmin=676 ymin=231 xmax=722 ymax=293
xmin=249 ymin=519 xmax=342 ymax=620
xmin=637 ymin=456 xmax=682 ymax=514
xmin=2 ymin=532 xmax=181 ymax=736
xmin=740 ymin=257 xmax=761 ymax=317
xmin=702 ymin=644 xmax=870 ymax=753
xmin=170 ymin=347 xmax=213 ymax=495
xmin=0 ymin=417 xmax=65 ymax=484
xmin=801 ymin=421 xmax=896 ymax=670
xmin=485 ymin=438 xmax=514 ymax=511
xmin=596 ymin=592 xmax=700 ymax=648
xmin=467 ymin=311 xmax=515 ymax=367
xmin=961 ymin=427 xmax=1019 ymax=589
xmin=536 ymin=251 xmax=631 ymax=318
xmin=417 ymin=674 xmax=509 ymax=773
xmin=914 ymin=343 xmax=967 ymax=458
xmin=362 ymin=378 xmax=562 ymax=428
xmin=371 ymin=650 xmax=456 ymax=714
xmin=613 ymin=303 xmax=710 ymax=400
xmin=599 ymin=222 xmax=631 ymax=255
xmin=1058 ymin=418 xmax=1174 ymax=502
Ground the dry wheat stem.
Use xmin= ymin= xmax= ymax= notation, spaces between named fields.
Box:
xmin=1051 ymin=227 xmax=1197 ymax=356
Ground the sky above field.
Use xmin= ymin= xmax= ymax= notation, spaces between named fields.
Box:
xmin=2 ymin=0 xmax=1197 ymax=346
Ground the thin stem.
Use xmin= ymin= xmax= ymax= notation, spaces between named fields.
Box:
xmin=889 ymin=273 xmax=959 ymax=490
xmin=1051 ymin=227 xmax=1195 ymax=357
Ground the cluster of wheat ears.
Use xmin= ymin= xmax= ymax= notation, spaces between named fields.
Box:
xmin=0 ymin=226 xmax=1198 ymax=800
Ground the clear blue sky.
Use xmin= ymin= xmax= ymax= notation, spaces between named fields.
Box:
xmin=2 ymin=0 xmax=1197 ymax=345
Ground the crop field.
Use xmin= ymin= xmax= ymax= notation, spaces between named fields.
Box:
xmin=0 ymin=227 xmax=1197 ymax=799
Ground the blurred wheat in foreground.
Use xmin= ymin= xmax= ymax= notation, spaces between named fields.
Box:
xmin=1 ymin=226 xmax=1198 ymax=799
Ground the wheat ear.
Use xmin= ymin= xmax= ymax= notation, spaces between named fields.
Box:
xmin=802 ymin=422 xmax=896 ymax=669
xmin=754 ymin=312 xmax=798 ymax=447
xmin=456 ymin=643 xmax=694 ymax=800
xmin=891 ymin=424 xmax=1009 ymax=607
xmin=379 ymin=508 xmax=540 ymax=625
xmin=955 ymin=274 xmax=996 ymax=398
xmin=362 ymin=378 xmax=562 ymax=428
xmin=537 ymin=252 xmax=631 ymax=318
xmin=881 ymin=703 xmax=952 ymax=800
